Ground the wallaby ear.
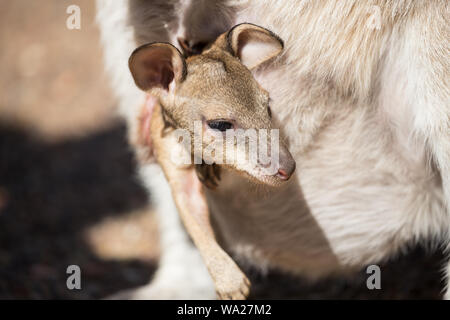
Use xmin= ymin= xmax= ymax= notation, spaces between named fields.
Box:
xmin=227 ymin=23 xmax=283 ymax=70
xmin=129 ymin=43 xmax=186 ymax=92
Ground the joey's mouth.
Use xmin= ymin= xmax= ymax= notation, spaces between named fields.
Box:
xmin=238 ymin=169 xmax=295 ymax=187
xmin=236 ymin=143 xmax=296 ymax=186
xmin=196 ymin=163 xmax=292 ymax=190
xmin=256 ymin=166 xmax=296 ymax=185
xmin=224 ymin=160 xmax=296 ymax=188
xmin=238 ymin=147 xmax=296 ymax=186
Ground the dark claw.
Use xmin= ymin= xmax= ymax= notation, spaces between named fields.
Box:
xmin=195 ymin=163 xmax=221 ymax=189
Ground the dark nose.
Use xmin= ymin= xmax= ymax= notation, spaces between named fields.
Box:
xmin=276 ymin=149 xmax=296 ymax=181
xmin=177 ymin=38 xmax=207 ymax=57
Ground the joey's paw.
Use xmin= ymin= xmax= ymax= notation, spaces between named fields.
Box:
xmin=210 ymin=249 xmax=250 ymax=300
xmin=195 ymin=163 xmax=221 ymax=189
xmin=216 ymin=274 xmax=250 ymax=300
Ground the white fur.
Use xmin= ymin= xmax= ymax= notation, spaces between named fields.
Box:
xmin=97 ymin=0 xmax=450 ymax=299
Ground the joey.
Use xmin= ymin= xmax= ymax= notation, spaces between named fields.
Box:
xmin=128 ymin=23 xmax=294 ymax=299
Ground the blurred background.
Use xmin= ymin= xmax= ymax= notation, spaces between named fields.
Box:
xmin=0 ymin=0 xmax=446 ymax=299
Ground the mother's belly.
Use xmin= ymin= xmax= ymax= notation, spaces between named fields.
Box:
xmin=205 ymin=106 xmax=444 ymax=277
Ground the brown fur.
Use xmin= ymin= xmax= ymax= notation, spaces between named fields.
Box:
xmin=128 ymin=24 xmax=295 ymax=299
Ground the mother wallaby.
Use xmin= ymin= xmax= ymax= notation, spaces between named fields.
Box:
xmin=96 ymin=0 xmax=450 ymax=299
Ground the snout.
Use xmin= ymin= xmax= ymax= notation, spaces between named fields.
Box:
xmin=275 ymin=147 xmax=296 ymax=181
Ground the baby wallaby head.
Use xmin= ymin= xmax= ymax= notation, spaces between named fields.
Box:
xmin=129 ymin=23 xmax=295 ymax=186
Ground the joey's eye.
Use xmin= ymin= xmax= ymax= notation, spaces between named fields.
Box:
xmin=207 ymin=120 xmax=234 ymax=132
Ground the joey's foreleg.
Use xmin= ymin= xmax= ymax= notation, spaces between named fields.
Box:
xmin=148 ymin=100 xmax=250 ymax=300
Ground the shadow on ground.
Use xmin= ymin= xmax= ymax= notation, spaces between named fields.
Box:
xmin=0 ymin=122 xmax=154 ymax=299
xmin=0 ymin=121 xmax=446 ymax=299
